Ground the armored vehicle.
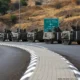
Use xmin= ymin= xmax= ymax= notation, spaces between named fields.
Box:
xmin=27 ymin=31 xmax=35 ymax=42
xmin=3 ymin=29 xmax=12 ymax=41
xmin=43 ymin=27 xmax=62 ymax=44
xmin=61 ymin=25 xmax=80 ymax=45
xmin=43 ymin=18 xmax=62 ymax=44
xmin=27 ymin=29 xmax=44 ymax=42
xmin=17 ymin=29 xmax=27 ymax=42
xmin=0 ymin=33 xmax=3 ymax=41
xmin=12 ymin=32 xmax=19 ymax=41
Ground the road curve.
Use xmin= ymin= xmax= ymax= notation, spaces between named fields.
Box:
xmin=0 ymin=42 xmax=80 ymax=75
xmin=0 ymin=45 xmax=30 ymax=80
xmin=35 ymin=43 xmax=80 ymax=71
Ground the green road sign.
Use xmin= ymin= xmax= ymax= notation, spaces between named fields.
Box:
xmin=44 ymin=18 xmax=59 ymax=32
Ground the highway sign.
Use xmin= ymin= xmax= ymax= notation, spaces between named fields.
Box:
xmin=44 ymin=18 xmax=59 ymax=32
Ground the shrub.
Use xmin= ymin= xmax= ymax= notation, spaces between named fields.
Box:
xmin=71 ymin=0 xmax=80 ymax=5
xmin=53 ymin=1 xmax=62 ymax=9
xmin=35 ymin=1 xmax=42 ymax=5
xmin=10 ymin=15 xmax=17 ymax=23
xmin=20 ymin=0 xmax=27 ymax=6
xmin=76 ymin=0 xmax=80 ymax=5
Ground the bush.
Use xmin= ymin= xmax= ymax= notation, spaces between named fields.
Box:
xmin=76 ymin=0 xmax=80 ymax=5
xmin=54 ymin=1 xmax=62 ymax=9
xmin=20 ymin=0 xmax=27 ymax=6
xmin=72 ymin=0 xmax=80 ymax=5
xmin=35 ymin=1 xmax=42 ymax=5
xmin=10 ymin=15 xmax=17 ymax=23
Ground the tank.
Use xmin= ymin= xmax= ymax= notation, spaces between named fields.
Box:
xmin=27 ymin=29 xmax=43 ymax=42
xmin=36 ymin=30 xmax=44 ymax=42
xmin=43 ymin=18 xmax=62 ymax=44
xmin=0 ymin=33 xmax=3 ymax=41
xmin=3 ymin=29 xmax=12 ymax=41
xmin=11 ymin=32 xmax=19 ymax=41
xmin=18 ymin=29 xmax=27 ymax=42
xmin=61 ymin=25 xmax=80 ymax=45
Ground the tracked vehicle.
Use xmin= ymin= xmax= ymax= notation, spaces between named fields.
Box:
xmin=61 ymin=25 xmax=80 ymax=45
xmin=27 ymin=29 xmax=43 ymax=42
xmin=17 ymin=29 xmax=27 ymax=42
xmin=3 ymin=29 xmax=12 ymax=41
xmin=43 ymin=18 xmax=62 ymax=44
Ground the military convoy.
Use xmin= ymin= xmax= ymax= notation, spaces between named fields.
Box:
xmin=0 ymin=18 xmax=80 ymax=45
xmin=1 ymin=29 xmax=27 ymax=42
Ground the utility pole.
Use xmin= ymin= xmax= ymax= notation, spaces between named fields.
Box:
xmin=19 ymin=0 xmax=21 ymax=32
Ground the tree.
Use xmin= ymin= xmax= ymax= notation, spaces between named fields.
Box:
xmin=0 ymin=0 xmax=11 ymax=14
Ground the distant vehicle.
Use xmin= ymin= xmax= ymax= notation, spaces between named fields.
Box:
xmin=12 ymin=32 xmax=19 ymax=41
xmin=61 ymin=25 xmax=80 ymax=45
xmin=3 ymin=29 xmax=12 ymax=41
xmin=27 ymin=29 xmax=44 ymax=42
xmin=27 ymin=31 xmax=35 ymax=42
xmin=43 ymin=18 xmax=62 ymax=44
xmin=0 ymin=33 xmax=3 ymax=41
xmin=17 ymin=29 xmax=27 ymax=42
xmin=2 ymin=29 xmax=27 ymax=42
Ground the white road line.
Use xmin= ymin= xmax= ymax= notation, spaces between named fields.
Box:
xmin=28 ymin=63 xmax=37 ymax=69
xmin=24 ymin=67 xmax=36 ymax=74
xmin=20 ymin=72 xmax=34 ymax=80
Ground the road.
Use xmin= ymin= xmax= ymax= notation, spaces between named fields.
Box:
xmin=0 ymin=45 xmax=30 ymax=80
xmin=35 ymin=43 xmax=80 ymax=71
xmin=9 ymin=42 xmax=80 ymax=71
xmin=0 ymin=42 xmax=80 ymax=79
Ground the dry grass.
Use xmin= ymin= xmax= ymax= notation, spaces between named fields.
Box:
xmin=0 ymin=0 xmax=80 ymax=31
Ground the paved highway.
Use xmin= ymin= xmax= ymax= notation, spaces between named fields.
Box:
xmin=0 ymin=45 xmax=30 ymax=80
xmin=8 ymin=42 xmax=80 ymax=71
xmin=35 ymin=43 xmax=80 ymax=71
xmin=0 ymin=42 xmax=80 ymax=79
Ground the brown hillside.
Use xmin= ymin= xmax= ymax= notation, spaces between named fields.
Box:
xmin=0 ymin=0 xmax=80 ymax=31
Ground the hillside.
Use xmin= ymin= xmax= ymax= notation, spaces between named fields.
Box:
xmin=0 ymin=0 xmax=80 ymax=31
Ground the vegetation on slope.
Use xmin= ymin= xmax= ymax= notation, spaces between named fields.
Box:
xmin=0 ymin=0 xmax=80 ymax=31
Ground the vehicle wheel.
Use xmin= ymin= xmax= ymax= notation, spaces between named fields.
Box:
xmin=17 ymin=40 xmax=19 ymax=42
xmin=62 ymin=39 xmax=71 ymax=45
xmin=32 ymin=39 xmax=35 ymax=42
xmin=17 ymin=37 xmax=19 ymax=42
xmin=22 ymin=39 xmax=27 ymax=42
xmin=77 ymin=41 xmax=80 ymax=45
xmin=49 ymin=39 xmax=53 ymax=44
xmin=9 ymin=39 xmax=12 ymax=41
xmin=39 ymin=40 xmax=44 ymax=42
xmin=58 ymin=40 xmax=62 ymax=44
xmin=3 ymin=39 xmax=5 ymax=41
xmin=44 ymin=40 xmax=48 ymax=43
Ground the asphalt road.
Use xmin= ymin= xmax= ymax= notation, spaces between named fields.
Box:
xmin=0 ymin=42 xmax=80 ymax=78
xmin=0 ymin=45 xmax=30 ymax=80
xmin=35 ymin=43 xmax=80 ymax=71
xmin=5 ymin=42 xmax=80 ymax=71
